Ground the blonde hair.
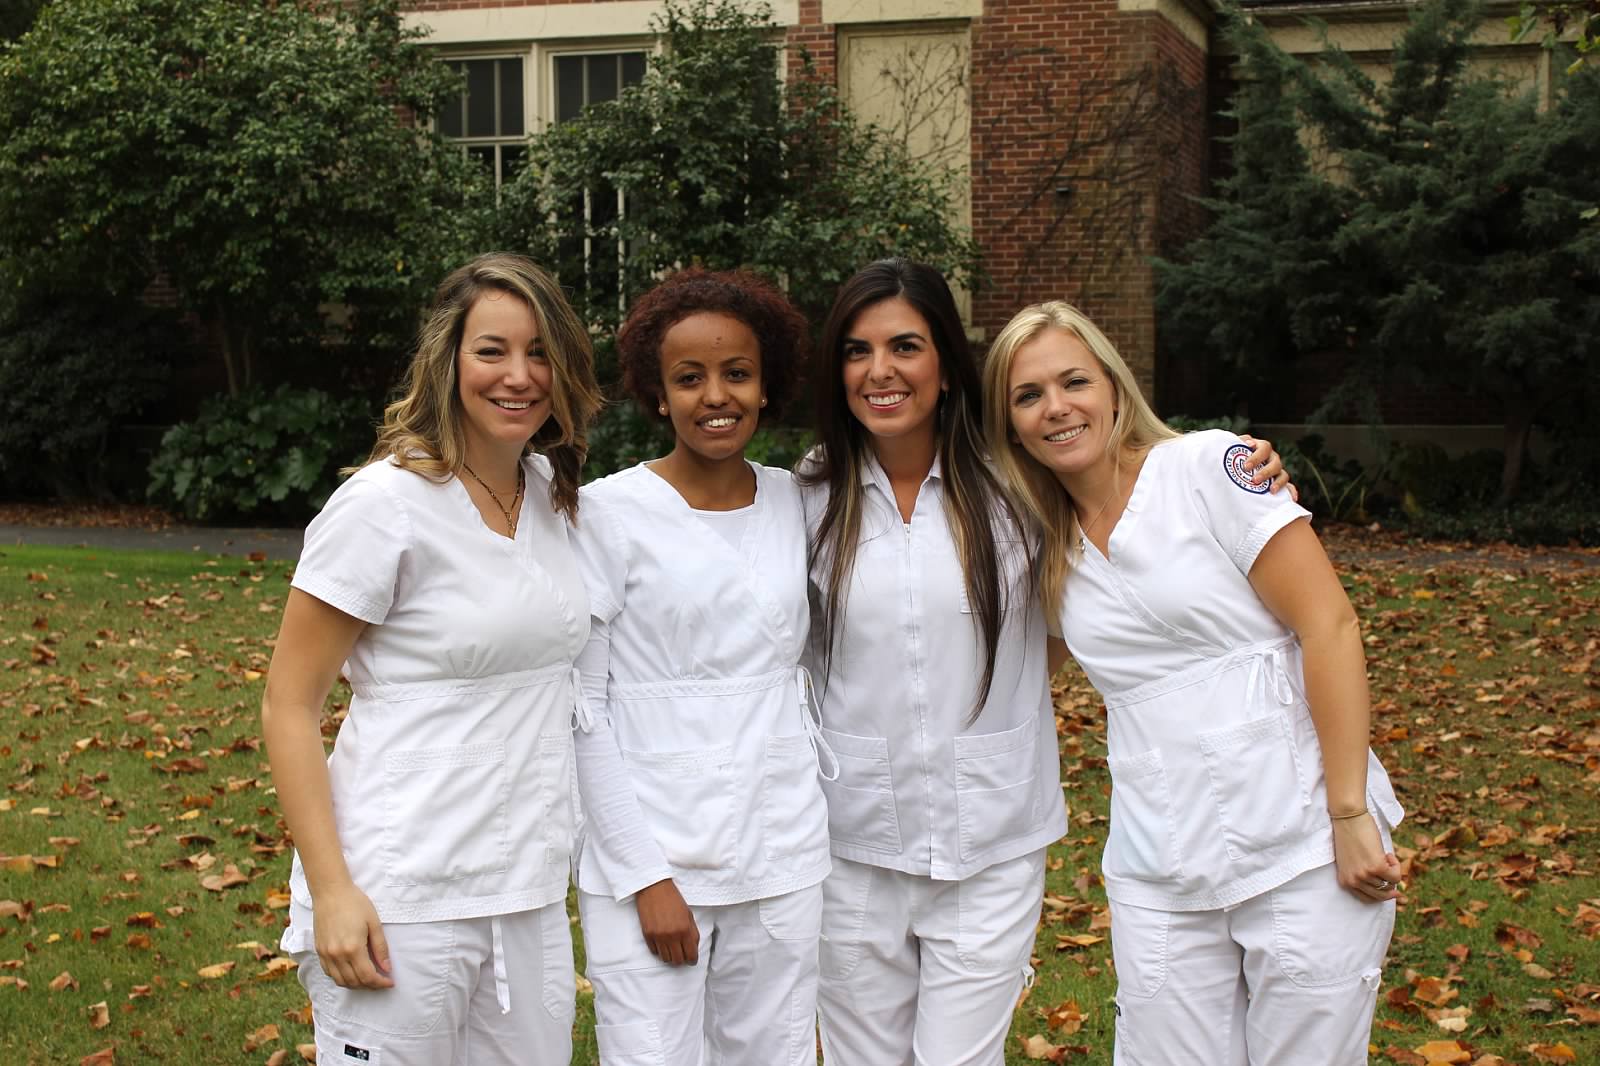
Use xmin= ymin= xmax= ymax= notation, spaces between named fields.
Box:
xmin=981 ymin=301 xmax=1176 ymax=610
xmin=365 ymin=253 xmax=603 ymax=520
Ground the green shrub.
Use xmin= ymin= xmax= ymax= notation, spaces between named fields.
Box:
xmin=0 ymin=294 xmax=183 ymax=500
xmin=1164 ymin=414 xmax=1250 ymax=434
xmin=582 ymin=404 xmax=672 ymax=482
xmin=1276 ymin=435 xmax=1371 ymax=523
xmin=148 ymin=385 xmax=373 ymax=522
xmin=1387 ymin=443 xmax=1503 ymax=513
xmin=1399 ymin=495 xmax=1600 ymax=546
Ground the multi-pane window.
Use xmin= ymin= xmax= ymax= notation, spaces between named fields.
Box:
xmin=436 ymin=57 xmax=527 ymax=192
xmin=552 ymin=52 xmax=647 ymax=312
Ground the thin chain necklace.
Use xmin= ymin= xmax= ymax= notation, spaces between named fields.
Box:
xmin=461 ymin=461 xmax=525 ymax=536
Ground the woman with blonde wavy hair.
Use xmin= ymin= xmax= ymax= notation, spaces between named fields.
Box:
xmin=983 ymin=300 xmax=1403 ymax=1066
xmin=263 ymin=253 xmax=602 ymax=1066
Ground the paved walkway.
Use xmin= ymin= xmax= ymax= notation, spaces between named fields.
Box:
xmin=1 ymin=523 xmax=304 ymax=561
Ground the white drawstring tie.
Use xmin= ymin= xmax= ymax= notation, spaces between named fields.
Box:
xmin=797 ymin=667 xmax=840 ymax=782
xmin=490 ymin=915 xmax=510 ymax=1014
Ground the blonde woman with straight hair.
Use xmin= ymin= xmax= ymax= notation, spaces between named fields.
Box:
xmin=264 ymin=253 xmax=602 ymax=1066
xmin=983 ymin=300 xmax=1404 ymax=1066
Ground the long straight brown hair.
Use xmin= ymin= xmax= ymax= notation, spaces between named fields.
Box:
xmin=798 ymin=259 xmax=1022 ymax=718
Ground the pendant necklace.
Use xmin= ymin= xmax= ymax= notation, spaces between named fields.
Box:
xmin=462 ymin=461 xmax=525 ymax=536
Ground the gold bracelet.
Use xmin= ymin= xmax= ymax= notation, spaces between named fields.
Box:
xmin=1329 ymin=808 xmax=1370 ymax=821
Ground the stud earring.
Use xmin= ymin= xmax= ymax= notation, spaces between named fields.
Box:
xmin=658 ymin=403 xmax=668 ymax=417
xmin=760 ymin=398 xmax=768 ymax=408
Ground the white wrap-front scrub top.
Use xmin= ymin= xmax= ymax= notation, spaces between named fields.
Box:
xmin=1057 ymin=431 xmax=1404 ymax=912
xmin=280 ymin=454 xmax=589 ymax=952
xmin=570 ymin=463 xmax=832 ymax=906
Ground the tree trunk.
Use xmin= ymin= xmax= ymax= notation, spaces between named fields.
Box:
xmin=1499 ymin=390 xmax=1534 ymax=506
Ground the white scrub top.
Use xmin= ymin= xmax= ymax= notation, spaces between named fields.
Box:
xmin=1057 ymin=430 xmax=1404 ymax=912
xmin=801 ymin=452 xmax=1069 ymax=881
xmin=280 ymin=454 xmax=588 ymax=951
xmin=570 ymin=463 xmax=832 ymax=906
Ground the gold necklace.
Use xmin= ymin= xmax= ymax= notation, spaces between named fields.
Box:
xmin=461 ymin=462 xmax=525 ymax=536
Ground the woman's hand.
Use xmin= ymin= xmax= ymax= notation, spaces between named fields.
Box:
xmin=635 ymin=878 xmax=699 ymax=966
xmin=1239 ymin=434 xmax=1299 ymax=502
xmin=1331 ymin=813 xmax=1402 ymax=903
xmin=314 ymin=880 xmax=394 ymax=989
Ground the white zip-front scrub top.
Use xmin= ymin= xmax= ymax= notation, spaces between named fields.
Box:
xmin=1057 ymin=430 xmax=1404 ymax=912
xmin=280 ymin=455 xmax=589 ymax=952
xmin=570 ymin=463 xmax=832 ymax=906
xmin=801 ymin=453 xmax=1069 ymax=881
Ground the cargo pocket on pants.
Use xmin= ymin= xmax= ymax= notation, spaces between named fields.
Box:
xmin=1269 ymin=867 xmax=1395 ymax=988
xmin=595 ymin=1020 xmax=666 ymax=1066
xmin=538 ymin=904 xmax=576 ymax=1023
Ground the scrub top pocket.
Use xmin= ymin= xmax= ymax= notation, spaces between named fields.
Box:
xmin=622 ymin=744 xmax=738 ymax=871
xmin=819 ymin=727 xmax=903 ymax=855
xmin=382 ymin=742 xmax=511 ymax=886
xmin=760 ymin=733 xmax=831 ymax=862
xmin=1104 ymin=749 xmax=1183 ymax=882
xmin=1197 ymin=713 xmax=1308 ymax=861
xmin=953 ymin=718 xmax=1043 ymax=861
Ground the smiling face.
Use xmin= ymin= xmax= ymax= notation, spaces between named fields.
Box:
xmin=455 ymin=289 xmax=552 ymax=468
xmin=1006 ymin=327 xmax=1120 ymax=483
xmin=840 ymin=296 xmax=946 ymax=450
xmin=659 ymin=311 xmax=764 ymax=464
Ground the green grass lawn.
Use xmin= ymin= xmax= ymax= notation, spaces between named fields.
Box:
xmin=1 ymin=543 xmax=1595 ymax=1065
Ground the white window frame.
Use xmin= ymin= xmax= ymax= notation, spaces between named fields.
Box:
xmin=435 ymin=48 xmax=535 ymax=195
xmin=536 ymin=40 xmax=655 ymax=311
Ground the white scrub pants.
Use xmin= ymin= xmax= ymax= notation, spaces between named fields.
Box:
xmin=294 ymin=902 xmax=575 ymax=1066
xmin=1110 ymin=862 xmax=1395 ymax=1065
xmin=817 ymin=849 xmax=1046 ymax=1066
xmin=579 ymin=883 xmax=823 ymax=1066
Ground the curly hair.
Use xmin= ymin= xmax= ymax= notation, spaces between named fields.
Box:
xmin=364 ymin=253 xmax=603 ymax=521
xmin=616 ymin=267 xmax=808 ymax=420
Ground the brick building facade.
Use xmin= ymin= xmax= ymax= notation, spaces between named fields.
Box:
xmin=402 ymin=0 xmax=1551 ymax=424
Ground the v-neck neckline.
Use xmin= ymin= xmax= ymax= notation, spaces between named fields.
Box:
xmin=1078 ymin=443 xmax=1166 ymax=565
xmin=450 ymin=459 xmax=528 ymax=544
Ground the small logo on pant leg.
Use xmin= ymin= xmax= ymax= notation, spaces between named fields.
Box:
xmin=344 ymin=1045 xmax=372 ymax=1061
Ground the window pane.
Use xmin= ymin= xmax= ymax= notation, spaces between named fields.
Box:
xmin=466 ymin=144 xmax=496 ymax=174
xmin=436 ymin=61 xmax=465 ymax=138
xmin=622 ymin=52 xmax=646 ymax=88
xmin=501 ymin=144 xmax=527 ymax=183
xmin=555 ymin=55 xmax=584 ymax=122
xmin=466 ymin=59 xmax=495 ymax=138
xmin=587 ymin=54 xmax=619 ymax=105
xmin=498 ymin=58 xmax=524 ymax=136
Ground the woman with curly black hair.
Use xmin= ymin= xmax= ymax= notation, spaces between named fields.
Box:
xmin=568 ymin=267 xmax=832 ymax=1066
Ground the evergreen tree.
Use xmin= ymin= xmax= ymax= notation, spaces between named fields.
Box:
xmin=1159 ymin=0 xmax=1600 ymax=501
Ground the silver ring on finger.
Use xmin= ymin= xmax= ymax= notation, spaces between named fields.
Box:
xmin=1373 ymin=878 xmax=1391 ymax=891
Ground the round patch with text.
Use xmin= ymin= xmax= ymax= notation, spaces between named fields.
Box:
xmin=1223 ymin=443 xmax=1270 ymax=494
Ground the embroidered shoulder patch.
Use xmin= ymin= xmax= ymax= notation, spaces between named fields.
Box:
xmin=1222 ymin=443 xmax=1270 ymax=495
